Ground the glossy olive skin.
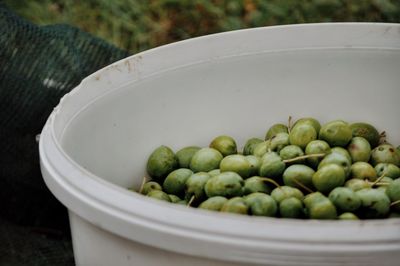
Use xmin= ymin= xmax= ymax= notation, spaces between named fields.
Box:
xmin=184 ymin=172 xmax=212 ymax=203
xmin=147 ymin=190 xmax=172 ymax=202
xmin=289 ymin=123 xmax=317 ymax=149
xmin=252 ymin=141 xmax=269 ymax=157
xmin=220 ymin=197 xmax=248 ymax=214
xmin=204 ymin=171 xmax=244 ymax=198
xmin=386 ymin=179 xmax=400 ymax=212
xmin=189 ymin=148 xmax=223 ymax=172
xmin=350 ymin=122 xmax=380 ymax=148
xmin=355 ymin=188 xmax=391 ymax=219
xmin=245 ymin=193 xmax=277 ymax=216
xmin=147 ymin=145 xmax=179 ymax=181
xmin=163 ymin=168 xmax=193 ymax=196
xmin=243 ymin=138 xmax=263 ymax=155
xmin=271 ymin=186 xmax=304 ymax=203
xmin=330 ymin=147 xmax=352 ymax=162
xmin=350 ymin=162 xmax=377 ymax=181
xmin=319 ymin=120 xmax=353 ymax=147
xmin=209 ymin=135 xmax=237 ymax=156
xmin=305 ymin=140 xmax=331 ymax=169
xmin=375 ymin=163 xmax=400 ymax=179
xmin=243 ymin=176 xmax=273 ymax=195
xmin=246 ymin=155 xmax=261 ymax=177
xmin=259 ymin=152 xmax=285 ymax=178
xmin=328 ymin=187 xmax=361 ymax=212
xmin=338 ymin=212 xmax=359 ymax=220
xmin=208 ymin=169 xmax=221 ymax=177
xmin=370 ymin=144 xmax=400 ymax=167
xmin=198 ymin=196 xmax=228 ymax=211
xmin=220 ymin=154 xmax=252 ymax=178
xmin=279 ymin=197 xmax=304 ymax=218
xmin=265 ymin=124 xmax=288 ymax=140
xmin=176 ymin=146 xmax=201 ymax=168
xmin=169 ymin=194 xmax=182 ymax=203
xmin=313 ymin=164 xmax=346 ymax=194
xmin=304 ymin=192 xmax=337 ymax=219
xmin=282 ymin=164 xmax=315 ymax=192
xmin=141 ymin=181 xmax=163 ymax=195
xmin=348 ymin=137 xmax=371 ymax=162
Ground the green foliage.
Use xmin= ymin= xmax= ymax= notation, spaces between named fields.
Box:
xmin=4 ymin=0 xmax=400 ymax=53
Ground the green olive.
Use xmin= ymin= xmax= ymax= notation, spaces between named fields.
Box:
xmin=141 ymin=181 xmax=162 ymax=195
xmin=243 ymin=176 xmax=273 ymax=195
xmin=265 ymin=124 xmax=288 ymax=140
xmin=355 ymin=188 xmax=391 ymax=218
xmin=350 ymin=122 xmax=380 ymax=148
xmin=313 ymin=164 xmax=346 ymax=194
xmin=305 ymin=140 xmax=331 ymax=169
xmin=147 ymin=190 xmax=172 ymax=202
xmin=209 ymin=135 xmax=237 ymax=156
xmin=319 ymin=120 xmax=352 ymax=147
xmin=370 ymin=144 xmax=400 ymax=167
xmin=345 ymin=178 xmax=370 ymax=191
xmin=269 ymin=132 xmax=290 ymax=152
xmin=163 ymin=168 xmax=193 ymax=196
xmin=386 ymin=179 xmax=400 ymax=212
xmin=271 ymin=186 xmax=304 ymax=203
xmin=375 ymin=163 xmax=400 ymax=179
xmin=220 ymin=197 xmax=248 ymax=214
xmin=220 ymin=154 xmax=252 ymax=178
xmin=293 ymin=117 xmax=321 ymax=133
xmin=279 ymin=145 xmax=304 ymax=163
xmin=328 ymin=187 xmax=361 ymax=212
xmin=184 ymin=172 xmax=212 ymax=203
xmin=330 ymin=147 xmax=352 ymax=162
xmin=198 ymin=196 xmax=228 ymax=211
xmin=169 ymin=194 xmax=182 ymax=203
xmin=245 ymin=193 xmax=277 ymax=216
xmin=252 ymin=141 xmax=270 ymax=157
xmin=348 ymin=137 xmax=371 ymax=162
xmin=279 ymin=197 xmax=304 ymax=218
xmin=304 ymin=192 xmax=337 ymax=219
xmin=338 ymin=212 xmax=359 ymax=220
xmin=147 ymin=145 xmax=179 ymax=181
xmin=318 ymin=152 xmax=351 ymax=178
xmin=376 ymin=177 xmax=393 ymax=193
xmin=259 ymin=152 xmax=285 ymax=178
xmin=204 ymin=172 xmax=244 ymax=198
xmin=208 ymin=169 xmax=221 ymax=177
xmin=246 ymin=155 xmax=261 ymax=176
xmin=282 ymin=164 xmax=315 ymax=192
xmin=176 ymin=146 xmax=201 ymax=168
xmin=189 ymin=148 xmax=223 ymax=172
xmin=289 ymin=123 xmax=317 ymax=149
xmin=350 ymin=162 xmax=377 ymax=181
xmin=243 ymin=138 xmax=263 ymax=155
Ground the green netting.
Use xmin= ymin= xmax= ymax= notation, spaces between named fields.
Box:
xmin=0 ymin=3 xmax=129 ymax=265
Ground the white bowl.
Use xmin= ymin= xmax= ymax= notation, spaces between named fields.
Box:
xmin=39 ymin=23 xmax=400 ymax=266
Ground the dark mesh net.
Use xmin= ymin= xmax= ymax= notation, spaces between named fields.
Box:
xmin=0 ymin=3 xmax=129 ymax=265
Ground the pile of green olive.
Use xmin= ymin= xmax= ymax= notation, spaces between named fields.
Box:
xmin=138 ymin=118 xmax=400 ymax=220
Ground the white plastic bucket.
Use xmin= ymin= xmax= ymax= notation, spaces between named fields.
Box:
xmin=39 ymin=23 xmax=400 ymax=266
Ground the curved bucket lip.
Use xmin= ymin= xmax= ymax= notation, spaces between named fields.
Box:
xmin=39 ymin=23 xmax=400 ymax=264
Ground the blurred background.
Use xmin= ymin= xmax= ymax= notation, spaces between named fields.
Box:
xmin=4 ymin=0 xmax=400 ymax=54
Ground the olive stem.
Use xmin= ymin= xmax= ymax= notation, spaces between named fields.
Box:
xmin=292 ymin=177 xmax=314 ymax=194
xmin=138 ymin=176 xmax=147 ymax=194
xmin=259 ymin=177 xmax=281 ymax=188
xmin=370 ymin=172 xmax=387 ymax=187
xmin=390 ymin=200 xmax=400 ymax=207
xmin=187 ymin=195 xmax=195 ymax=207
xmin=288 ymin=116 xmax=293 ymax=134
xmin=283 ymin=153 xmax=326 ymax=164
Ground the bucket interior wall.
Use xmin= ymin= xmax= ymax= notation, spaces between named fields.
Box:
xmin=60 ymin=49 xmax=400 ymax=189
